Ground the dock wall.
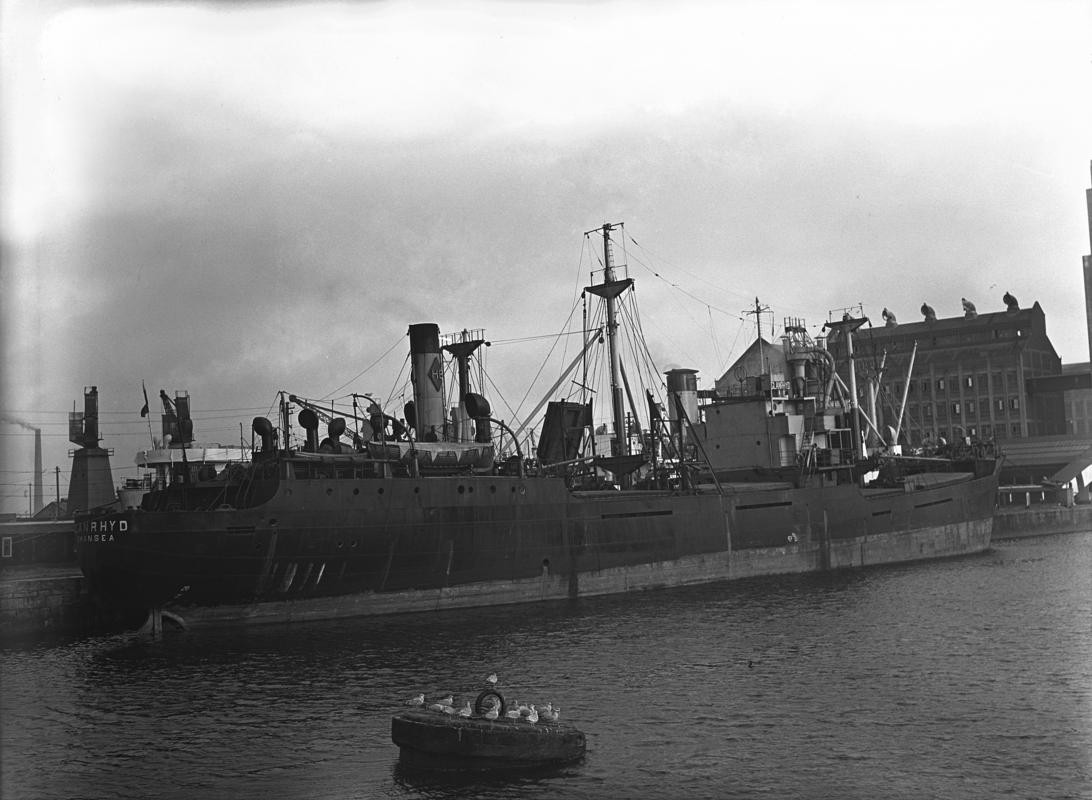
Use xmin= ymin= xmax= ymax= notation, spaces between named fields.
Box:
xmin=993 ymin=504 xmax=1092 ymax=539
xmin=0 ymin=568 xmax=119 ymax=641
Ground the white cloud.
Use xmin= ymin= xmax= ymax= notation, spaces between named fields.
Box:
xmin=1 ymin=0 xmax=1089 ymax=512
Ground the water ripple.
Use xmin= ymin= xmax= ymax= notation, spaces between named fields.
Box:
xmin=2 ymin=533 xmax=1091 ymax=799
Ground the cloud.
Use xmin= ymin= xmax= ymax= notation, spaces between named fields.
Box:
xmin=1 ymin=0 xmax=1090 ymax=512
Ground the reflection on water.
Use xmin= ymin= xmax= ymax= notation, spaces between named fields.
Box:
xmin=3 ymin=532 xmax=1091 ymax=800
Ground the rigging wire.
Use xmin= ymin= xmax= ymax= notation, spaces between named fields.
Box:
xmin=625 ymin=236 xmax=750 ymax=323
xmin=510 ymin=296 xmax=586 ymax=423
xmin=708 ymin=305 xmax=723 ymax=376
xmin=320 ymin=333 xmax=407 ymax=401
xmin=624 ymin=232 xmax=841 ymax=375
xmin=490 ymin=330 xmax=588 ymax=346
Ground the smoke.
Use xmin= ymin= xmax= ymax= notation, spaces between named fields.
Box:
xmin=0 ymin=415 xmax=39 ymax=432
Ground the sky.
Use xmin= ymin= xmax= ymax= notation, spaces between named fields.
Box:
xmin=1 ymin=0 xmax=1090 ymax=514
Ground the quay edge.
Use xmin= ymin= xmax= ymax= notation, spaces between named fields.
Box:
xmin=0 ymin=566 xmax=127 ymax=641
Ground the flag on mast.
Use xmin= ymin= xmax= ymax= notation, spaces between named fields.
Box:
xmin=140 ymin=381 xmax=150 ymax=418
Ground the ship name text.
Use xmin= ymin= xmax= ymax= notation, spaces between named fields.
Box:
xmin=76 ymin=519 xmax=129 ymax=543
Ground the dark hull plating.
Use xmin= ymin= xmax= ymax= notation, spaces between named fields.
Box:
xmin=77 ymin=464 xmax=998 ymax=626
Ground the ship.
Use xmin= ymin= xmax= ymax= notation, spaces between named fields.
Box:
xmin=76 ymin=223 xmax=999 ymax=629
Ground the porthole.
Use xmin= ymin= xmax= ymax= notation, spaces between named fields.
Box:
xmin=352 ymin=488 xmax=360 ymax=496
xmin=458 ymin=486 xmax=466 ymax=494
xmin=414 ymin=486 xmax=420 ymax=494
xmin=490 ymin=485 xmax=497 ymax=493
xmin=326 ymin=488 xmax=334 ymax=496
xmin=378 ymin=487 xmax=385 ymax=495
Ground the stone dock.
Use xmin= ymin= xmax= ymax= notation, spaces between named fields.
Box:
xmin=0 ymin=565 xmax=109 ymax=640
xmin=993 ymin=503 xmax=1092 ymax=539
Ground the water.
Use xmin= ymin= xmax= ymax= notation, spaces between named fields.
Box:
xmin=3 ymin=532 xmax=1091 ymax=800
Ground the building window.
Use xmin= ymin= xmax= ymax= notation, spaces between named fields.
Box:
xmin=936 ymin=377 xmax=946 ymax=392
xmin=952 ymin=402 xmax=961 ymax=417
xmin=921 ymin=379 xmax=931 ymax=395
xmin=967 ymin=426 xmax=977 ymax=438
xmin=924 ymin=404 xmax=933 ymax=419
xmin=1011 ymin=423 xmax=1022 ymax=437
xmin=966 ymin=403 xmax=976 ymax=418
xmin=964 ymin=375 xmax=974 ymax=389
xmin=1 ymin=537 xmax=10 ymax=558
xmin=980 ymin=398 xmax=991 ymax=418
xmin=1010 ymin=396 xmax=1020 ymax=410
xmin=996 ymin=398 xmax=1006 ymax=413
xmin=992 ymin=373 xmax=1003 ymax=390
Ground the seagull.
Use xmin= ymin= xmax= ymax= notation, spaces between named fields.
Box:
xmin=436 ymin=694 xmax=453 ymax=707
xmin=457 ymin=701 xmax=472 ymax=717
xmin=442 ymin=704 xmax=456 ymax=715
xmin=405 ymin=693 xmax=425 ymax=707
xmin=428 ymin=703 xmax=447 ymax=713
xmin=486 ymin=673 xmax=498 ymax=685
xmin=505 ymin=707 xmax=522 ymax=720
xmin=526 ymin=705 xmax=539 ymax=724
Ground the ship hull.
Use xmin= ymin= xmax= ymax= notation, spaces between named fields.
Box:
xmin=77 ymin=467 xmax=997 ymax=628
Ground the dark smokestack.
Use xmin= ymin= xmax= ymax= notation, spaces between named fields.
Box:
xmin=408 ymin=323 xmax=446 ymax=441
xmin=33 ymin=428 xmax=42 ymax=515
xmin=0 ymin=414 xmax=43 ymax=515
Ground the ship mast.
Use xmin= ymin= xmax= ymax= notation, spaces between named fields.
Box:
xmin=585 ymin=222 xmax=633 ymax=457
xmin=745 ymin=297 xmax=770 ymax=375
xmin=823 ymin=312 xmax=869 ymax=463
